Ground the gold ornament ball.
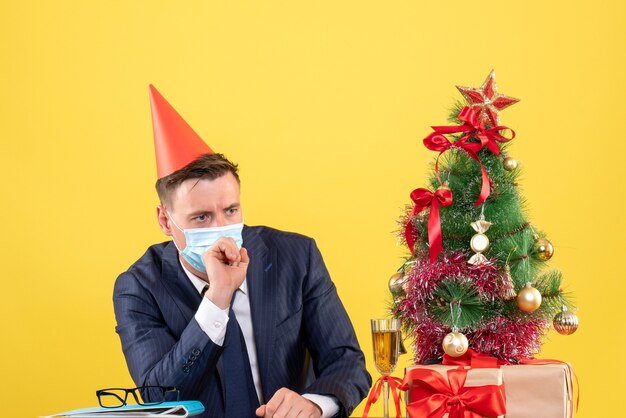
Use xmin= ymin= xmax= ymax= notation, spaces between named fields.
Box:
xmin=517 ymin=283 xmax=542 ymax=313
xmin=553 ymin=310 xmax=579 ymax=335
xmin=442 ymin=331 xmax=469 ymax=357
xmin=503 ymin=156 xmax=518 ymax=171
xmin=533 ymin=238 xmax=554 ymax=261
xmin=388 ymin=272 xmax=406 ymax=296
xmin=470 ymin=233 xmax=490 ymax=253
xmin=402 ymin=278 xmax=411 ymax=295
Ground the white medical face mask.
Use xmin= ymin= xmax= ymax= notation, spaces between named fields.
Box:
xmin=167 ymin=212 xmax=243 ymax=273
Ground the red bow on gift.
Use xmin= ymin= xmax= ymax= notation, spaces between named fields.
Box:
xmin=405 ymin=186 xmax=453 ymax=261
xmin=400 ymin=367 xmax=506 ymax=418
xmin=362 ymin=375 xmax=404 ymax=418
xmin=423 ymin=106 xmax=515 ymax=207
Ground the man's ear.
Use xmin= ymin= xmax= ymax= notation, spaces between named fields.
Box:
xmin=156 ymin=205 xmax=173 ymax=236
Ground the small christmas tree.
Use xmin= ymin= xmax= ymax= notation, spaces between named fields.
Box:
xmin=392 ymin=71 xmax=579 ymax=364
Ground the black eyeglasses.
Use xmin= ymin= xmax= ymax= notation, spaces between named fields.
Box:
xmin=96 ymin=386 xmax=180 ymax=408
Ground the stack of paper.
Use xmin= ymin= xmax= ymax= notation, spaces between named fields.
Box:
xmin=42 ymin=401 xmax=204 ymax=417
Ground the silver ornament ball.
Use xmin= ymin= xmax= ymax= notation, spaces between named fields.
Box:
xmin=553 ymin=309 xmax=579 ymax=335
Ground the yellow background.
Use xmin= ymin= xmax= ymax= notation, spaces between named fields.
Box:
xmin=1 ymin=1 xmax=624 ymax=416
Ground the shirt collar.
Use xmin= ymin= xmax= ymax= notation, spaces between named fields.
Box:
xmin=180 ymin=261 xmax=247 ymax=295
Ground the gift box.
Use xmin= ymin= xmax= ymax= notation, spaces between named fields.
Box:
xmin=403 ymin=365 xmax=505 ymax=418
xmin=499 ymin=363 xmax=573 ymax=418
xmin=404 ymin=362 xmax=574 ymax=418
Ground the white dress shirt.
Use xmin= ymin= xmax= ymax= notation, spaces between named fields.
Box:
xmin=182 ymin=264 xmax=339 ymax=418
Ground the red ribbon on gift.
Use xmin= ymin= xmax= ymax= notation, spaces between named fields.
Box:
xmin=443 ymin=348 xmax=508 ymax=369
xmin=405 ymin=186 xmax=453 ymax=261
xmin=362 ymin=375 xmax=404 ymax=418
xmin=400 ymin=367 xmax=506 ymax=418
xmin=442 ymin=349 xmax=579 ymax=417
xmin=423 ymin=107 xmax=515 ymax=207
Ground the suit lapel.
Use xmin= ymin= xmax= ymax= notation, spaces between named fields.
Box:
xmin=243 ymin=226 xmax=277 ymax=402
xmin=160 ymin=241 xmax=202 ymax=325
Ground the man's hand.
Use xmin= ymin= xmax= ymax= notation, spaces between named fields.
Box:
xmin=202 ymin=237 xmax=249 ymax=309
xmin=255 ymin=388 xmax=322 ymax=418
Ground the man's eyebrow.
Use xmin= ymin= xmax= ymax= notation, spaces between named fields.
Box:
xmin=187 ymin=210 xmax=212 ymax=217
xmin=225 ymin=203 xmax=240 ymax=210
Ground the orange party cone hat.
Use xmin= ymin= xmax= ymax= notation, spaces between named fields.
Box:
xmin=149 ymin=85 xmax=214 ymax=179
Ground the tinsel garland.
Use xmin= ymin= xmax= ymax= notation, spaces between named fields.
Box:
xmin=407 ymin=315 xmax=548 ymax=364
xmin=401 ymin=251 xmax=504 ymax=303
xmin=395 ymin=250 xmax=549 ymax=363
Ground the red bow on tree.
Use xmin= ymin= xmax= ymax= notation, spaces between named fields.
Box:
xmin=423 ymin=107 xmax=515 ymax=207
xmin=405 ymin=186 xmax=453 ymax=261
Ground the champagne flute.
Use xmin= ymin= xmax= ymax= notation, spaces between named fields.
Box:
xmin=371 ymin=319 xmax=400 ymax=418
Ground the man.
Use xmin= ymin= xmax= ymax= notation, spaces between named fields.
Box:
xmin=113 ymin=85 xmax=371 ymax=418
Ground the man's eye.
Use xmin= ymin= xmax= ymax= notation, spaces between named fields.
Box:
xmin=227 ymin=208 xmax=238 ymax=215
xmin=196 ymin=214 xmax=207 ymax=222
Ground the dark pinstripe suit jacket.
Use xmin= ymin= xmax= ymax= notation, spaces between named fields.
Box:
xmin=113 ymin=225 xmax=371 ymax=417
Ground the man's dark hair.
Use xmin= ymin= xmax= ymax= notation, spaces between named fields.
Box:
xmin=155 ymin=153 xmax=240 ymax=207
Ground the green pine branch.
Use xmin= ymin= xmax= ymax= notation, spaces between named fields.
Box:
xmin=428 ymin=279 xmax=486 ymax=329
xmin=533 ymin=270 xmax=573 ymax=320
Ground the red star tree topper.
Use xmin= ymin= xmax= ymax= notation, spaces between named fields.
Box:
xmin=456 ymin=70 xmax=519 ymax=128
